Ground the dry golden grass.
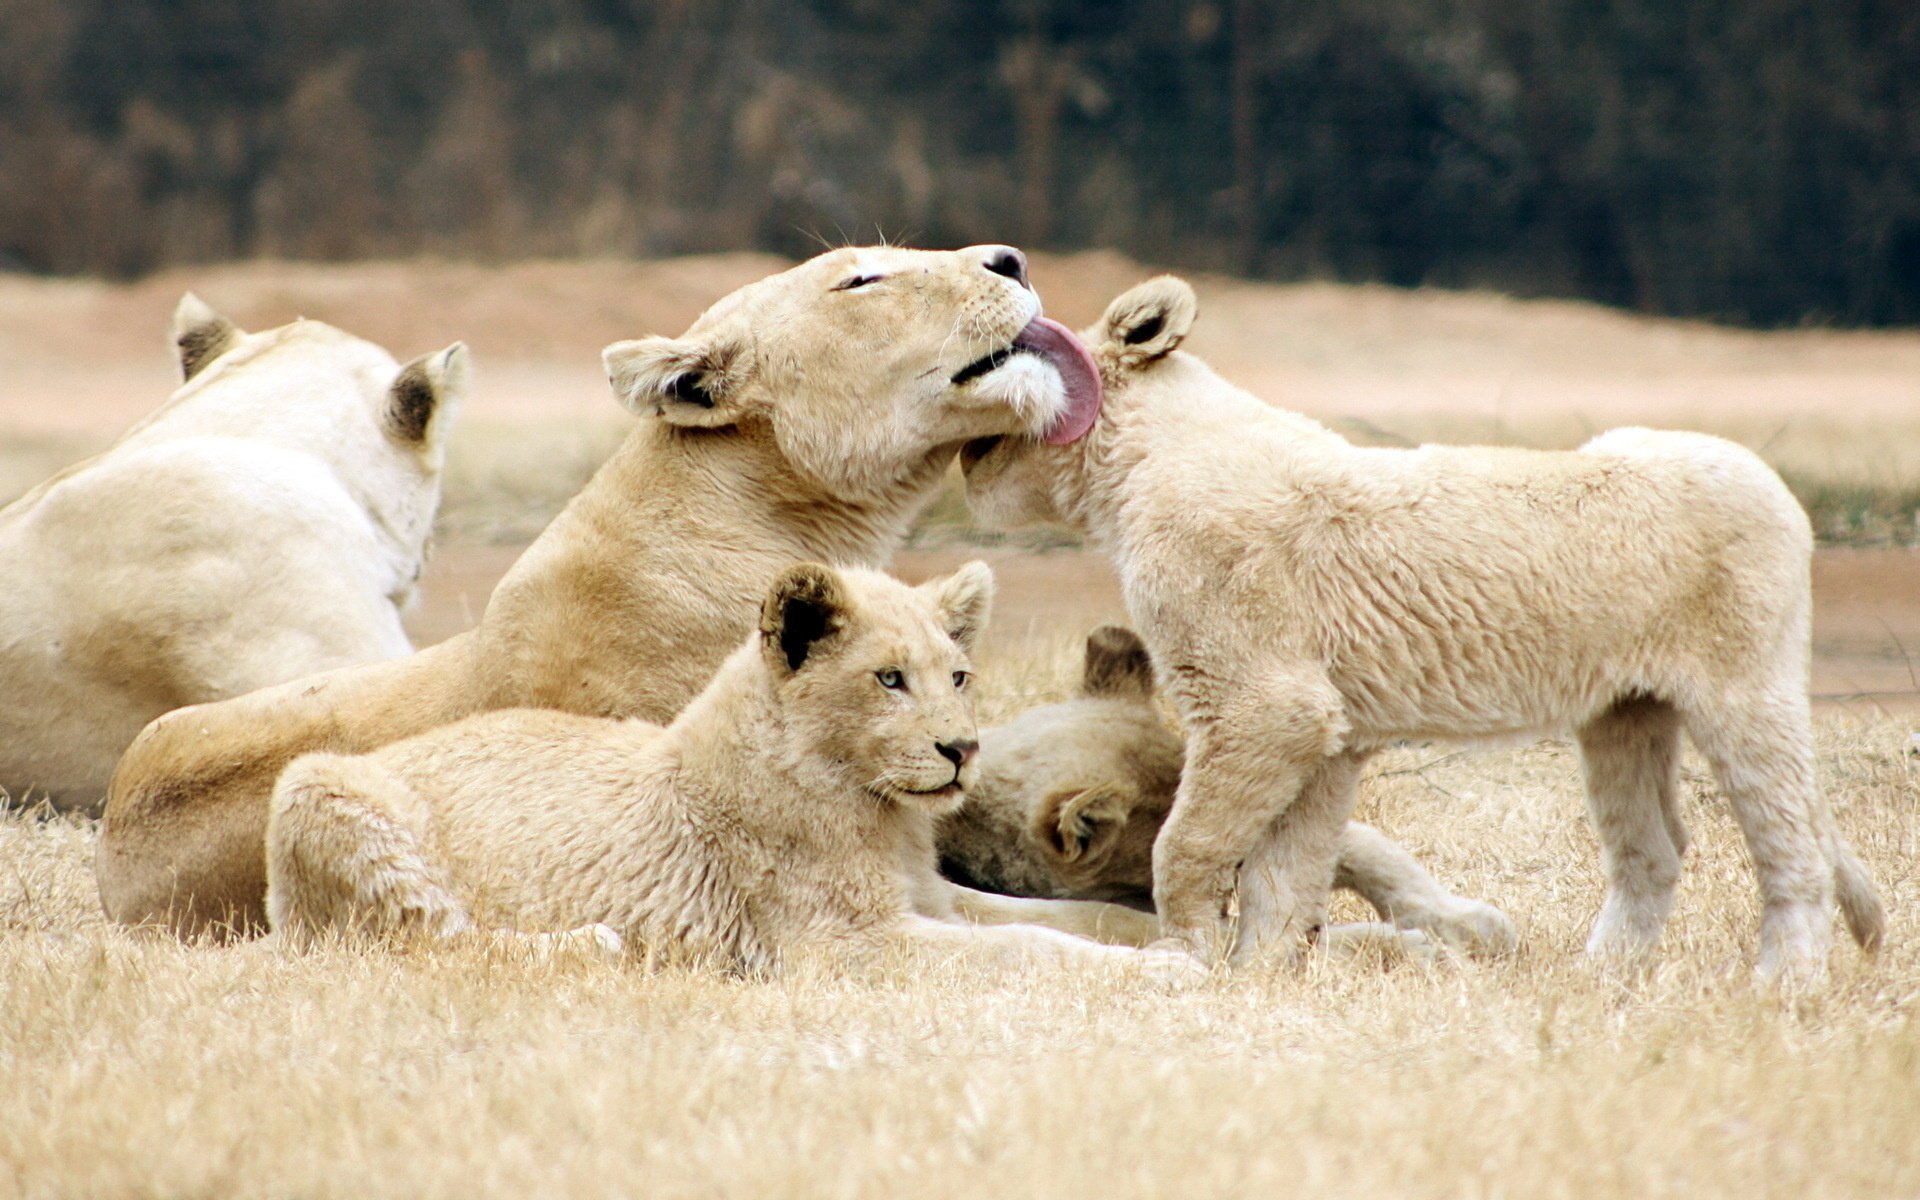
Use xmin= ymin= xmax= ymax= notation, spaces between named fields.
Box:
xmin=4 ymin=635 xmax=1918 ymax=1200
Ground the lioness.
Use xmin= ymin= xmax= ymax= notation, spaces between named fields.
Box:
xmin=100 ymin=245 xmax=1107 ymax=934
xmin=268 ymin=562 xmax=1181 ymax=973
xmin=961 ymin=276 xmax=1883 ymax=981
xmin=941 ymin=626 xmax=1519 ymax=956
xmin=1 ymin=295 xmax=461 ymax=812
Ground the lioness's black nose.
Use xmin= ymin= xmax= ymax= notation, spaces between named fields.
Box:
xmin=981 ymin=247 xmax=1029 ymax=289
xmin=936 ymin=739 xmax=978 ymax=768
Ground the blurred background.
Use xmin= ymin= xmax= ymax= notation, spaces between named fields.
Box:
xmin=4 ymin=0 xmax=1918 ymax=325
xmin=1 ymin=0 xmax=1916 ymax=705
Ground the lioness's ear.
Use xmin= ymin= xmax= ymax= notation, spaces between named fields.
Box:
xmin=602 ymin=333 xmax=749 ymax=427
xmin=1079 ymin=625 xmax=1155 ymax=699
xmin=386 ymin=343 xmax=468 ymax=449
xmin=1098 ymin=276 xmax=1196 ymax=364
xmin=924 ymin=560 xmax=994 ymax=652
xmin=171 ymin=292 xmax=242 ymax=381
xmin=1035 ymin=785 xmax=1131 ymax=865
xmin=760 ymin=562 xmax=851 ymax=676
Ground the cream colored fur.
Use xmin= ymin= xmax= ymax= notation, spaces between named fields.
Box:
xmin=100 ymin=246 xmax=1099 ymax=936
xmin=267 ymin=563 xmax=1181 ymax=975
xmin=939 ymin=626 xmax=1518 ymax=956
xmin=0 ymin=294 xmax=461 ymax=813
xmin=961 ymin=276 xmax=1886 ymax=982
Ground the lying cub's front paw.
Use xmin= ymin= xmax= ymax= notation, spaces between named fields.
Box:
xmin=1428 ymin=899 xmax=1520 ymax=957
xmin=1131 ymin=943 xmax=1210 ymax=987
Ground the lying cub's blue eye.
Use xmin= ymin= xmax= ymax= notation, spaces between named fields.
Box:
xmin=835 ymin=274 xmax=882 ymax=291
xmin=952 ymin=671 xmax=971 ymax=690
xmin=877 ymin=669 xmax=906 ymax=690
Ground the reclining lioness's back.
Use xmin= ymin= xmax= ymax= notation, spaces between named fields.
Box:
xmin=0 ymin=295 xmax=462 ymax=812
xmin=102 ymin=245 xmax=1105 ymax=935
xmin=268 ymin=562 xmax=1172 ymax=974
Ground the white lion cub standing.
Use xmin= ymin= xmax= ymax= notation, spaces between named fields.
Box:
xmin=267 ymin=562 xmax=1184 ymax=976
xmin=960 ymin=276 xmax=1884 ymax=983
xmin=0 ymin=295 xmax=462 ymax=811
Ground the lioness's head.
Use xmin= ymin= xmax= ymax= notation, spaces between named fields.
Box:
xmin=756 ymin=560 xmax=994 ymax=814
xmin=941 ymin=626 xmax=1178 ymax=904
xmin=961 ymin=275 xmax=1196 ymax=530
xmin=602 ymin=246 xmax=1104 ymax=499
xmin=162 ymin=293 xmax=467 ymax=600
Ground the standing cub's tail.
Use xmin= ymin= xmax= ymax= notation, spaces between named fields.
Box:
xmin=1833 ymin=837 xmax=1886 ymax=952
xmin=266 ymin=752 xmax=471 ymax=942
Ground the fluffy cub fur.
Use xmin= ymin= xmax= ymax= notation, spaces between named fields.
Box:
xmin=961 ymin=277 xmax=1884 ymax=981
xmin=267 ymin=563 xmax=1174 ymax=973
xmin=939 ymin=626 xmax=1518 ymax=955
xmin=0 ymin=295 xmax=460 ymax=812
xmin=102 ymin=246 xmax=1097 ymax=936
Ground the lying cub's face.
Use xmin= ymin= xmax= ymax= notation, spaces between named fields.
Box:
xmin=965 ymin=626 xmax=1178 ymax=903
xmin=603 ymin=246 xmax=1105 ymax=498
xmin=760 ymin=562 xmax=995 ymax=815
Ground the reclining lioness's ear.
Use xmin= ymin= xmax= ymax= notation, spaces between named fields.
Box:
xmin=760 ymin=562 xmax=851 ymax=675
xmin=603 ymin=332 xmax=749 ymax=427
xmin=1098 ymin=276 xmax=1196 ymax=365
xmin=1035 ymin=785 xmax=1131 ymax=865
xmin=1079 ymin=625 xmax=1155 ymax=699
xmin=386 ymin=343 xmax=468 ymax=448
xmin=171 ymin=292 xmax=243 ymax=381
xmin=923 ymin=560 xmax=994 ymax=652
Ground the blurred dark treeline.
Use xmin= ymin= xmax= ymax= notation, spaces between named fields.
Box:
xmin=3 ymin=0 xmax=1918 ymax=324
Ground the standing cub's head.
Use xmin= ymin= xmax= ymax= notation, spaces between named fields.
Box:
xmin=756 ymin=560 xmax=994 ymax=814
xmin=601 ymin=246 xmax=1105 ymax=500
xmin=940 ymin=626 xmax=1180 ymax=904
xmin=961 ymin=276 xmax=1196 ymax=530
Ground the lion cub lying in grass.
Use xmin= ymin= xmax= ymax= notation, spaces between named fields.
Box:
xmin=942 ymin=626 xmax=1518 ymax=957
xmin=266 ymin=562 xmax=1185 ymax=974
xmin=962 ymin=276 xmax=1884 ymax=982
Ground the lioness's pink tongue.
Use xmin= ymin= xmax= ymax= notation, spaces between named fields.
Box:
xmin=1014 ymin=316 xmax=1103 ymax=445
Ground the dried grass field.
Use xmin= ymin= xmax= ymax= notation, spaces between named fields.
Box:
xmin=4 ymin=654 xmax=1918 ymax=1198
xmin=2 ymin=256 xmax=1919 ymax=1197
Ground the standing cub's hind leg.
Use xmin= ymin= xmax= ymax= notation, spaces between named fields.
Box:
xmin=266 ymin=753 xmax=473 ymax=943
xmin=1578 ymin=695 xmax=1686 ymax=962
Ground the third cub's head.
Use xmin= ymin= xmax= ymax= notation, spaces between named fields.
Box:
xmin=967 ymin=626 xmax=1180 ymax=903
xmin=602 ymin=246 xmax=1105 ymax=501
xmin=961 ymin=275 xmax=1196 ymax=530
xmin=757 ymin=560 xmax=994 ymax=814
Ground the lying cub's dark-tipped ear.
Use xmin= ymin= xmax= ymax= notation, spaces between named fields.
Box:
xmin=761 ymin=562 xmax=852 ymax=675
xmin=1079 ymin=625 xmax=1155 ymax=699
xmin=923 ymin=560 xmax=994 ymax=653
xmin=1035 ymin=785 xmax=1131 ymax=865
xmin=603 ymin=332 xmax=749 ymax=427
xmin=386 ymin=343 xmax=468 ymax=448
xmin=171 ymin=292 xmax=243 ymax=381
xmin=1098 ymin=276 xmax=1196 ymax=365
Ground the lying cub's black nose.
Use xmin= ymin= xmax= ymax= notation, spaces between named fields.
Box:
xmin=982 ymin=247 xmax=1029 ymax=289
xmin=936 ymin=739 xmax=979 ymax=768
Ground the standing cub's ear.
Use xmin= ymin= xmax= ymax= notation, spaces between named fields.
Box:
xmin=603 ymin=333 xmax=751 ymax=427
xmin=171 ymin=292 xmax=243 ymax=381
xmin=1097 ymin=276 xmax=1197 ymax=366
xmin=1078 ymin=625 xmax=1156 ymax=699
xmin=386 ymin=343 xmax=468 ymax=449
xmin=760 ymin=562 xmax=852 ymax=676
xmin=922 ymin=560 xmax=995 ymax=653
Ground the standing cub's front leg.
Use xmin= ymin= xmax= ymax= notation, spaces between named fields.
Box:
xmin=1152 ymin=666 xmax=1350 ymax=963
